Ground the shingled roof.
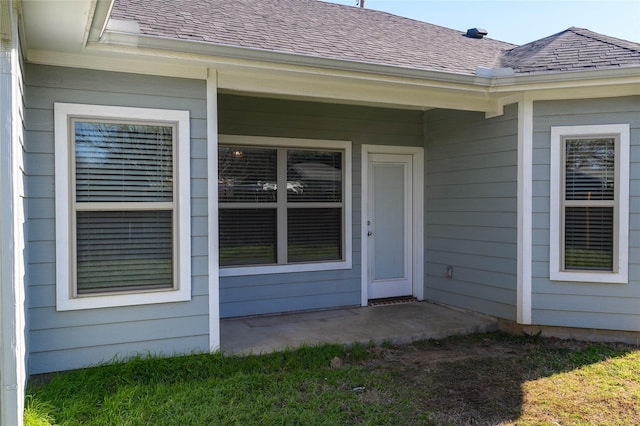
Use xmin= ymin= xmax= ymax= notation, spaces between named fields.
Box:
xmin=109 ymin=0 xmax=640 ymax=77
xmin=110 ymin=0 xmax=513 ymax=75
xmin=501 ymin=27 xmax=640 ymax=74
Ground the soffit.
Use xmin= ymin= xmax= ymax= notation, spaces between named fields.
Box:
xmin=20 ymin=0 xmax=96 ymax=54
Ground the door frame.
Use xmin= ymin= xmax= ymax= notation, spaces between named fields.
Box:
xmin=360 ymin=145 xmax=424 ymax=306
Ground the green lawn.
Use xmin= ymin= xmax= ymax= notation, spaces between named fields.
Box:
xmin=25 ymin=333 xmax=640 ymax=425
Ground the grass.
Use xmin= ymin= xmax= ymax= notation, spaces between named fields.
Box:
xmin=25 ymin=333 xmax=640 ymax=425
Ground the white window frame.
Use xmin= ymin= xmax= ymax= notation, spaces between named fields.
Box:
xmin=549 ymin=124 xmax=629 ymax=283
xmin=219 ymin=135 xmax=352 ymax=277
xmin=55 ymin=103 xmax=191 ymax=310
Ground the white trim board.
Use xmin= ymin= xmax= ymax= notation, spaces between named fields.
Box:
xmin=517 ymin=98 xmax=533 ymax=324
xmin=0 ymin=3 xmax=27 ymax=424
xmin=207 ymin=69 xmax=221 ymax=352
xmin=360 ymin=144 xmax=424 ymax=306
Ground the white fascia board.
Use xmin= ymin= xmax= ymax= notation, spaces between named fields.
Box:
xmin=216 ymin=66 xmax=496 ymax=112
xmin=488 ymin=68 xmax=640 ymax=96
xmin=513 ymin=83 xmax=640 ymax=102
xmin=96 ymin=31 xmax=491 ymax=87
xmin=26 ymin=47 xmax=500 ymax=113
xmin=91 ymin=30 xmax=640 ymax=96
xmin=490 ymin=66 xmax=640 ymax=88
xmin=488 ymin=69 xmax=640 ymax=107
xmin=26 ymin=49 xmax=210 ymax=80
xmin=86 ymin=0 xmax=116 ymax=44
xmin=31 ymin=40 xmax=640 ymax=109
xmin=26 ymin=28 xmax=640 ymax=114
xmin=29 ymin=42 xmax=506 ymax=114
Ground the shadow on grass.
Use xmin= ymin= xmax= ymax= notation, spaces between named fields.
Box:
xmin=364 ymin=332 xmax=639 ymax=425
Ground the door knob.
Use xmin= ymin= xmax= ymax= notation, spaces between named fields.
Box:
xmin=368 ymin=231 xmax=373 ymax=236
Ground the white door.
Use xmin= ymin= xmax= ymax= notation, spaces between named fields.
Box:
xmin=367 ymin=154 xmax=413 ymax=299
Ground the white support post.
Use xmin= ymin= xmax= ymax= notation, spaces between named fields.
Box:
xmin=517 ymin=96 xmax=533 ymax=325
xmin=207 ymin=69 xmax=221 ymax=352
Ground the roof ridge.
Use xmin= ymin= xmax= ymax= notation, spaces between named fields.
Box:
xmin=568 ymin=26 xmax=640 ymax=53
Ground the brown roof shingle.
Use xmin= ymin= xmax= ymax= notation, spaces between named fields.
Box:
xmin=111 ymin=0 xmax=514 ymax=75
xmin=110 ymin=1 xmax=640 ymax=76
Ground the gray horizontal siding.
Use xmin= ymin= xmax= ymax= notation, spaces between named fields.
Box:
xmin=29 ymin=336 xmax=207 ymax=374
xmin=531 ymin=96 xmax=640 ymax=332
xmin=25 ymin=65 xmax=210 ymax=374
xmin=218 ymin=94 xmax=423 ymax=317
xmin=424 ymin=105 xmax=518 ymax=320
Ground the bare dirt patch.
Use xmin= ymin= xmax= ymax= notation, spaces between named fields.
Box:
xmin=354 ymin=333 xmax=640 ymax=425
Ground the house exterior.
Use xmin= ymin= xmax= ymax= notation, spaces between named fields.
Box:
xmin=2 ymin=0 xmax=640 ymax=423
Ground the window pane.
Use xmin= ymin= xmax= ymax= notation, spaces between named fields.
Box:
xmin=75 ymin=122 xmax=173 ymax=202
xmin=288 ymin=208 xmax=342 ymax=262
xmin=287 ymin=150 xmax=342 ymax=202
xmin=219 ymin=209 xmax=277 ymax=266
xmin=219 ymin=146 xmax=277 ymax=202
xmin=564 ymin=206 xmax=613 ymax=271
xmin=76 ymin=210 xmax=173 ymax=293
xmin=565 ymin=138 xmax=614 ymax=201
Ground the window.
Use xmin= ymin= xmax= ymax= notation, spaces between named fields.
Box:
xmin=218 ymin=136 xmax=352 ymax=276
xmin=550 ymin=124 xmax=629 ymax=283
xmin=55 ymin=103 xmax=191 ymax=310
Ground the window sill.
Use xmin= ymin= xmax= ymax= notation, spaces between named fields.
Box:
xmin=56 ymin=287 xmax=191 ymax=311
xmin=550 ymin=270 xmax=628 ymax=284
xmin=219 ymin=260 xmax=353 ymax=277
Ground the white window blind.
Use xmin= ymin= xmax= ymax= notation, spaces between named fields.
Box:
xmin=76 ymin=210 xmax=173 ymax=293
xmin=73 ymin=120 xmax=175 ymax=294
xmin=287 ymin=208 xmax=342 ymax=262
xmin=75 ymin=122 xmax=173 ymax=202
xmin=219 ymin=209 xmax=277 ymax=266
xmin=218 ymin=144 xmax=344 ymax=268
xmin=563 ymin=138 xmax=615 ymax=271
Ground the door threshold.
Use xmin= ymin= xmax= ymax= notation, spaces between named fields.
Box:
xmin=368 ymin=296 xmax=418 ymax=307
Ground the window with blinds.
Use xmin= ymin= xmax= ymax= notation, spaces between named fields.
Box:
xmin=563 ymin=138 xmax=615 ymax=271
xmin=219 ymin=144 xmax=344 ymax=267
xmin=549 ymin=124 xmax=629 ymax=284
xmin=73 ymin=120 xmax=176 ymax=294
xmin=55 ymin=103 xmax=190 ymax=310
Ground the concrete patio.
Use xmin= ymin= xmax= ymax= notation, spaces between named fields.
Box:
xmin=220 ymin=301 xmax=499 ymax=354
